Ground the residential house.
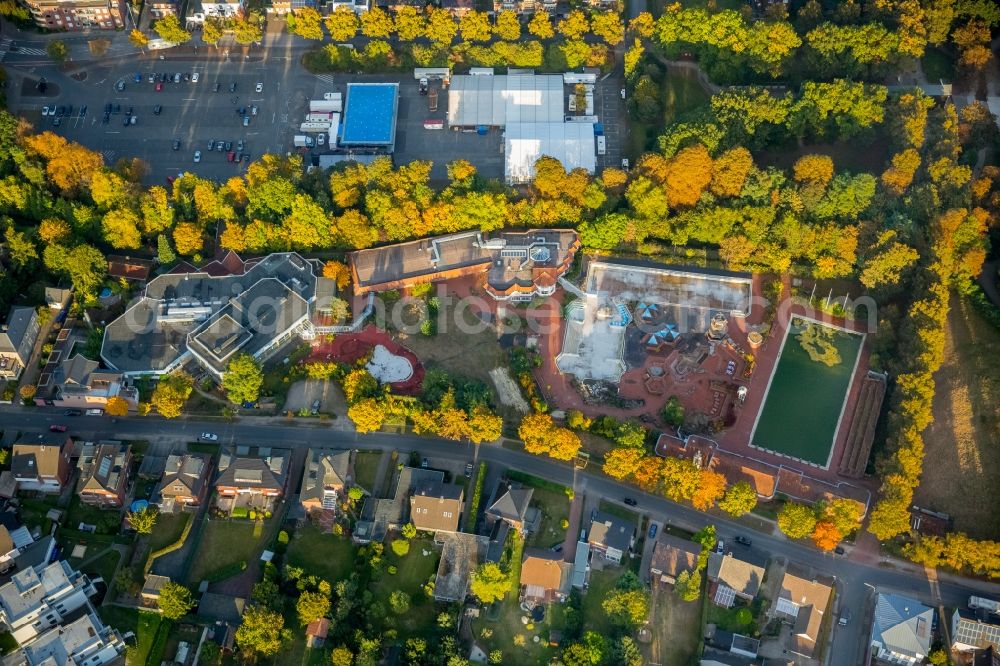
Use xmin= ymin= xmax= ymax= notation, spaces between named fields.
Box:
xmin=976 ymin=647 xmax=1000 ymax=666
xmin=353 ymin=467 xmax=442 ymax=544
xmin=441 ymin=0 xmax=473 ymax=15
xmin=215 ymin=449 xmax=288 ymax=514
xmin=10 ymin=436 xmax=72 ymax=494
xmin=106 ymin=255 xmax=152 ymax=282
xmin=0 ymin=514 xmax=33 ymax=575
xmin=156 ymin=452 xmax=212 ymax=511
xmin=141 ymin=574 xmax=170 ymax=606
xmin=649 ymin=534 xmax=700 ymax=585
xmin=485 ymin=484 xmax=534 ymax=533
xmin=707 ymin=552 xmax=765 ymax=608
xmin=306 ymin=619 xmax=329 ymax=648
xmin=520 ymin=550 xmax=568 ymax=604
xmin=433 ymin=532 xmax=488 ymax=602
xmin=37 ymin=353 xmax=139 ymax=411
xmin=44 ymin=287 xmax=72 ymax=312
xmin=199 ymin=0 xmax=245 ymax=17
xmin=409 ymin=480 xmax=463 ymax=534
xmin=77 ymin=441 xmax=132 ymax=507
xmin=0 ymin=307 xmax=39 ymax=382
xmin=953 ymin=608 xmax=1000 ymax=653
xmin=147 ymin=0 xmax=176 ymax=16
xmin=299 ymin=449 xmax=351 ymax=516
xmin=0 ymin=560 xmax=101 ymax=643
xmin=587 ymin=511 xmax=635 ymax=564
xmin=870 ymin=593 xmax=933 ymax=665
xmin=772 ymin=571 xmax=833 ymax=660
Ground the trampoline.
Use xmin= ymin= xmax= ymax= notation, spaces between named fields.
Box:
xmin=130 ymin=499 xmax=149 ymax=513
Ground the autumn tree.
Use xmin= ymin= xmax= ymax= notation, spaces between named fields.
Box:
xmin=232 ymin=13 xmax=264 ymax=45
xmin=425 ymin=8 xmax=457 ymax=45
xmin=470 ymin=562 xmax=509 ymax=604
xmin=395 ymin=6 xmax=425 ymax=41
xmin=154 ymin=14 xmax=192 ymax=43
xmin=860 ymin=231 xmax=919 ymax=288
xmin=591 ymin=12 xmax=624 ymax=45
xmin=777 ymin=502 xmax=818 ymax=540
xmin=710 ymin=147 xmax=754 ymax=197
xmin=518 ymin=413 xmax=581 ymax=461
xmin=38 ymin=218 xmax=71 ymax=244
xmin=105 ymin=396 xmax=129 ymax=417
xmin=172 ymin=222 xmax=204 ymax=256
xmin=602 ymin=587 xmax=649 ymax=628
xmin=528 ymin=11 xmax=554 ymax=39
xmin=129 ymin=29 xmax=149 ymax=49
xmin=952 ymin=19 xmax=992 ymax=69
xmin=128 ymin=506 xmax=158 ymax=534
xmin=150 ymin=372 xmax=193 ymax=419
xmin=602 ymin=447 xmax=644 ymax=480
xmin=4 ymin=228 xmax=37 ymax=268
xmin=324 ymin=7 xmax=358 ymax=42
xmin=666 ymin=144 xmax=713 ymax=208
xmin=102 ymin=208 xmax=143 ymax=249
xmin=880 ymin=149 xmax=921 ymax=195
xmin=494 ymin=10 xmax=520 ymax=40
xmin=158 ymin=582 xmax=194 ymax=620
xmin=322 ymin=260 xmax=352 ymax=289
xmin=43 ymin=244 xmax=106 ymax=296
xmin=348 ymin=398 xmax=386 ymax=434
xmin=792 ymin=154 xmax=834 ymax=185
xmin=629 ymin=11 xmax=654 ymax=38
xmin=467 ymin=406 xmax=503 ymax=444
xmin=289 ymin=7 xmax=324 ymax=40
xmin=811 ymin=520 xmax=841 ymax=551
xmin=46 ymin=40 xmax=68 ymax=62
xmin=202 ymin=18 xmax=224 ymax=45
xmin=691 ymin=468 xmax=727 ymax=511
xmin=558 ymin=10 xmax=589 ymax=39
xmin=460 ymin=11 xmax=492 ymax=42
xmin=360 ymin=7 xmax=394 ymax=38
xmin=719 ymin=481 xmax=757 ymax=517
xmin=223 ymin=354 xmax=264 ymax=405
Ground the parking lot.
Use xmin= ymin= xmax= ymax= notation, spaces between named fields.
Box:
xmin=15 ymin=64 xmax=625 ymax=185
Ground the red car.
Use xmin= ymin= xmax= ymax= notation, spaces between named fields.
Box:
xmin=227 ymin=151 xmax=236 ymax=163
xmin=155 ymin=82 xmax=163 ymax=92
xmin=49 ymin=424 xmax=67 ymax=433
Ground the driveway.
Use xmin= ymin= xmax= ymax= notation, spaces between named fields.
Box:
xmin=284 ymin=379 xmax=347 ymax=417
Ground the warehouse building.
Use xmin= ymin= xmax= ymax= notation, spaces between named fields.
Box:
xmin=339 ymin=83 xmax=400 ymax=153
xmin=446 ymin=73 xmax=596 ymax=184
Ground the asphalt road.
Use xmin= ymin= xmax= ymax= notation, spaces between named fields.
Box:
xmin=3 ymin=408 xmax=1000 ymax=665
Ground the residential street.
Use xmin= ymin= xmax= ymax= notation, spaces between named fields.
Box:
xmin=1 ymin=408 xmax=998 ymax=666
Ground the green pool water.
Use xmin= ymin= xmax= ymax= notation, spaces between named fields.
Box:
xmin=750 ymin=321 xmax=863 ymax=467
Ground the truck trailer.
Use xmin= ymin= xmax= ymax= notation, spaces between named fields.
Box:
xmin=309 ymin=100 xmax=342 ymax=113
xmin=293 ymin=135 xmax=314 ymax=148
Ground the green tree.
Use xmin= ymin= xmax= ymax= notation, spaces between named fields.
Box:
xmin=46 ymin=40 xmax=68 ymax=62
xmin=251 ymin=579 xmax=281 ymax=610
xmin=674 ymin=569 xmax=702 ymax=601
xmin=128 ymin=506 xmax=158 ymax=534
xmin=389 ymin=590 xmax=410 ymax=614
xmin=202 ymin=18 xmax=224 ymax=46
xmin=470 ymin=563 xmax=510 ymax=604
xmin=43 ymin=244 xmax=106 ymax=297
xmin=401 ymin=522 xmax=417 ymax=539
xmin=601 ymin=587 xmax=649 ymax=628
xmin=324 ymin=7 xmax=358 ymax=42
xmin=297 ymin=591 xmax=331 ymax=626
xmin=236 ymin=605 xmax=286 ymax=657
xmin=150 ymin=372 xmax=193 ymax=419
xmin=222 ymin=353 xmax=264 ymax=405
xmin=154 ymin=14 xmax=192 ymax=43
xmin=232 ymin=13 xmax=264 ymax=45
xmin=719 ymin=481 xmax=758 ymax=517
xmin=3 ymin=228 xmax=37 ymax=268
xmin=157 ymin=234 xmax=177 ymax=265
xmin=158 ymin=582 xmax=194 ymax=620
xmin=777 ymin=502 xmax=818 ymax=539
xmin=330 ymin=647 xmax=353 ymax=666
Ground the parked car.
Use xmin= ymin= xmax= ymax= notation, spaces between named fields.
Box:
xmin=148 ymin=74 xmax=155 ymax=83
xmin=41 ymin=106 xmax=50 ymax=116
xmin=419 ymin=78 xmax=428 ymax=95
xmin=838 ymin=609 xmax=852 ymax=626
xmin=648 ymin=523 xmax=658 ymax=540
xmin=237 ymin=139 xmax=244 ymax=152
xmin=255 ymin=82 xmax=263 ymax=93
xmin=172 ymin=139 xmax=181 ymax=150
xmin=243 ymin=116 xmax=249 ymax=127
xmin=421 ymin=457 xmax=429 ymax=469
xmin=134 ymin=72 xmax=142 ymax=82
xmin=63 ymin=409 xmax=82 ymax=416
xmin=153 ymin=105 xmax=162 ymax=115
xmin=52 ymin=117 xmax=61 ymax=126
xmin=621 ymin=158 xmax=630 ymax=171
xmin=216 ymin=141 xmax=225 ymax=152
xmin=116 ymin=80 xmax=125 ymax=91
xmin=49 ymin=424 xmax=67 ymax=433
xmin=715 ymin=539 xmax=725 ymax=554
xmin=224 ymin=141 xmax=232 ymax=151
xmin=834 ymin=546 xmax=845 ymax=555
xmin=620 ymin=87 xmax=626 ymax=100
xmin=310 ymin=399 xmax=321 ymax=415
xmin=192 ymin=72 xmax=200 ymax=83
xmin=155 ymin=82 xmax=163 ymax=92
xmin=465 ymin=463 xmax=474 ymax=478
xmin=199 ymin=432 xmax=217 ymax=441
xmin=173 ymin=73 xmax=181 ymax=83
xmin=238 ymin=107 xmax=246 ymax=115
xmin=227 ymin=151 xmax=236 ymax=163
xmin=230 ymin=82 xmax=236 ymax=92
xmin=122 ymin=115 xmax=130 ymax=126
xmin=183 ymin=73 xmax=190 ymax=82
xmin=734 ymin=535 xmax=752 ymax=547
xmin=317 ymin=133 xmax=326 ymax=146
xmin=213 ymin=82 xmax=221 ymax=92
xmin=251 ymin=105 xmax=258 ymax=116
xmin=193 ymin=150 xmax=201 ymax=163
xmin=623 ymin=497 xmax=638 ymax=507
xmin=207 ymin=139 xmax=215 ymax=150
xmin=130 ymin=115 xmax=137 ymax=125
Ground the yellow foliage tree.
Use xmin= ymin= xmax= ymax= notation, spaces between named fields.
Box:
xmin=691 ymin=468 xmax=727 ymax=510
xmin=710 ymin=147 xmax=754 ymax=197
xmin=518 ymin=413 xmax=581 ymax=461
xmin=38 ymin=218 xmax=71 ymax=244
xmin=104 ymin=396 xmax=129 ymax=416
xmin=101 ymin=208 xmax=142 ymax=249
xmin=602 ymin=447 xmax=644 ymax=480
xmin=792 ymin=154 xmax=834 ymax=185
xmin=665 ymin=144 xmax=713 ymax=208
xmin=172 ymin=223 xmax=204 ymax=256
xmin=348 ymin=398 xmax=386 ymax=434
xmin=322 ymin=260 xmax=352 ymax=289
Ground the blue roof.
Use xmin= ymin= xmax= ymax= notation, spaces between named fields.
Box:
xmin=341 ymin=83 xmax=398 ymax=146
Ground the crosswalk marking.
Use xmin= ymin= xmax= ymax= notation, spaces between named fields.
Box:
xmin=316 ymin=74 xmax=335 ymax=85
xmin=101 ymin=150 xmax=116 ymax=164
xmin=0 ymin=39 xmax=48 ymax=61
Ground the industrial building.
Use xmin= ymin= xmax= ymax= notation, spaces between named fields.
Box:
xmin=446 ymin=73 xmax=597 ymax=184
xmin=339 ymin=82 xmax=400 ymax=152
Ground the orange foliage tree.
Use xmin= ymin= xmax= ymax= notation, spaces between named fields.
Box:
xmin=322 ymin=260 xmax=352 ymax=290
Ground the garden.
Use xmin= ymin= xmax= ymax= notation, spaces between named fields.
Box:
xmin=186 ymin=514 xmax=279 ymax=584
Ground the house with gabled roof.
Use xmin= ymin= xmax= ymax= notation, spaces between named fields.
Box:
xmin=155 ymin=452 xmax=212 ymax=511
xmin=520 ymin=550 xmax=569 ymax=604
xmin=587 ymin=511 xmax=635 ymax=564
xmin=952 ymin=606 xmax=1000 ymax=653
xmin=0 ymin=306 xmax=40 ymax=382
xmin=649 ymin=534 xmax=700 ymax=585
xmin=485 ymin=484 xmax=534 ymax=533
xmin=215 ymin=448 xmax=288 ymax=514
xmin=772 ymin=571 xmax=833 ymax=660
xmin=409 ymin=480 xmax=463 ymax=533
xmin=299 ymin=449 xmax=352 ymax=516
xmin=870 ymin=593 xmax=933 ymax=665
xmin=77 ymin=441 xmax=132 ymax=507
xmin=707 ymin=552 xmax=765 ymax=607
xmin=11 ymin=435 xmax=72 ymax=494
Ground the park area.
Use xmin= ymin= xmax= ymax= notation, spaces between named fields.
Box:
xmin=751 ymin=318 xmax=863 ymax=467
xmin=915 ymin=296 xmax=1000 ymax=539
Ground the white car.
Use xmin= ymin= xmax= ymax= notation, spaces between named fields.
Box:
xmin=199 ymin=432 xmax=218 ymax=441
xmin=193 ymin=151 xmax=202 ymax=163
xmin=620 ymin=87 xmax=626 ymax=100
xmin=621 ymin=158 xmax=630 ymax=171
xmin=251 ymin=105 xmax=258 ymax=116
xmin=192 ymin=72 xmax=200 ymax=83
xmin=255 ymin=82 xmax=263 ymax=93
xmin=41 ymin=106 xmax=51 ymax=116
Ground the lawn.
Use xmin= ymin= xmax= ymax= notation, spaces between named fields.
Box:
xmin=370 ymin=537 xmax=440 ymax=637
xmin=649 ymin=582 xmax=703 ymax=666
xmin=754 ymin=136 xmax=891 ymax=178
xmin=353 ymin=451 xmax=382 ymax=494
xmin=580 ymin=569 xmax=620 ymax=638
xmin=921 ymin=47 xmax=955 ymax=83
xmin=98 ymin=606 xmax=165 ymax=666
xmin=914 ymin=295 xmax=1000 ymax=539
xmin=628 ymin=67 xmax=711 ymax=158
xmin=751 ymin=319 xmax=863 ymax=467
xmin=707 ymin=600 xmax=757 ymax=634
xmin=399 ymin=326 xmax=506 ymax=387
xmin=65 ymin=496 xmax=120 ymax=531
xmin=149 ymin=512 xmax=191 ymax=553
xmin=0 ymin=630 xmax=16 ymax=654
xmin=526 ymin=486 xmax=570 ymax=550
xmin=187 ymin=517 xmax=275 ymax=584
xmin=81 ymin=549 xmax=121 ymax=586
xmin=285 ymin=524 xmax=357 ymax=584
xmin=474 ymin=594 xmax=563 ymax=664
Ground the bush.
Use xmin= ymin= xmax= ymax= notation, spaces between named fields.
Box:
xmin=230 ymin=507 xmax=249 ymax=519
xmin=391 ymin=539 xmax=410 ymax=557
xmin=277 ymin=530 xmax=289 ymax=545
xmin=388 ymin=565 xmax=398 ymax=575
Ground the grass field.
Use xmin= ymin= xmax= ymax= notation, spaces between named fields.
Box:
xmin=649 ymin=582 xmax=703 ymax=666
xmin=628 ymin=67 xmax=711 ymax=157
xmin=914 ymin=296 xmax=1000 ymax=539
xmin=353 ymin=451 xmax=382 ymax=493
xmin=98 ymin=607 xmax=165 ymax=666
xmin=401 ymin=327 xmax=506 ymax=387
xmin=148 ymin=512 xmax=190 ymax=553
xmin=81 ymin=549 xmax=121 ymax=585
xmin=751 ymin=319 xmax=863 ymax=467
xmin=187 ymin=518 xmax=273 ymax=584
xmin=370 ymin=537 xmax=440 ymax=637
xmin=286 ymin=524 xmax=357 ymax=584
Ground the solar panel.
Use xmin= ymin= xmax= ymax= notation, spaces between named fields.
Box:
xmin=98 ymin=457 xmax=112 ymax=478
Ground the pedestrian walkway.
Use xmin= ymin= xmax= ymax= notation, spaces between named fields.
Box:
xmin=561 ymin=488 xmax=583 ymax=564
xmin=0 ymin=38 xmax=47 ymax=61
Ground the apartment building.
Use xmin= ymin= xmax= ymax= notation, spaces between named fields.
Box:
xmin=0 ymin=307 xmax=39 ymax=382
xmin=20 ymin=0 xmax=125 ymax=30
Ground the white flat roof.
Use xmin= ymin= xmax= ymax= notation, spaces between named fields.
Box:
xmin=504 ymin=122 xmax=596 ymax=184
xmin=447 ymin=75 xmax=565 ymax=127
